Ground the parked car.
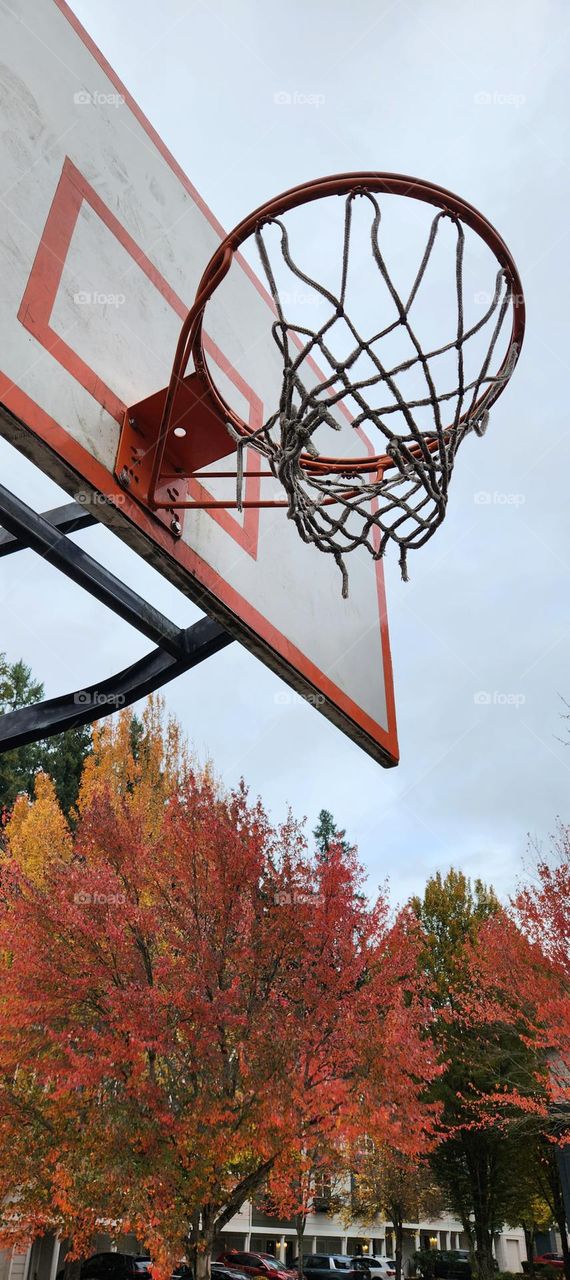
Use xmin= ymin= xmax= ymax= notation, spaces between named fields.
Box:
xmin=79 ymin=1256 xmax=154 ymax=1280
xmin=351 ymin=1259 xmax=396 ymax=1279
xmin=415 ymin=1252 xmax=471 ymax=1280
xmin=417 ymin=1250 xmax=497 ymax=1280
xmin=217 ymin=1253 xmax=292 ymax=1280
xmin=293 ymin=1257 xmax=371 ymax=1280
xmin=252 ymin=1259 xmax=295 ymax=1277
xmin=211 ymin=1265 xmax=250 ymax=1280
xmin=533 ymin=1257 xmax=564 ymax=1271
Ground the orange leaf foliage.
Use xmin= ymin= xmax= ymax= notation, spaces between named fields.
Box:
xmin=0 ymin=704 xmax=439 ymax=1272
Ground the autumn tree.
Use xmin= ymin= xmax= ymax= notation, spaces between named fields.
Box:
xmin=264 ymin=878 xmax=440 ymax=1270
xmin=0 ymin=705 xmax=438 ymax=1280
xmin=265 ymin=1139 xmax=346 ymax=1270
xmin=412 ymin=869 xmax=543 ymax=1280
xmin=348 ymin=1146 xmax=444 ymax=1280
xmin=512 ymin=825 xmax=570 ymax=1125
xmin=465 ymin=830 xmax=570 ymax=1276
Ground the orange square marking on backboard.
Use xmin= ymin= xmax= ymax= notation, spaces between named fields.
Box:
xmin=17 ymin=156 xmax=261 ymax=557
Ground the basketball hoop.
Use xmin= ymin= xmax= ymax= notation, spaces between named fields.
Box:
xmin=118 ymin=173 xmax=525 ymax=596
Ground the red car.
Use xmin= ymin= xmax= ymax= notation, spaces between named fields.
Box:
xmin=218 ymin=1254 xmax=292 ymax=1280
xmin=534 ymin=1257 xmax=564 ymax=1271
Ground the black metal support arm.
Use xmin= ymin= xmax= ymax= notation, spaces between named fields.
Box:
xmin=0 ymin=615 xmax=231 ymax=749
xmin=0 ymin=486 xmax=233 ymax=751
xmin=0 ymin=483 xmax=190 ymax=658
xmin=0 ymin=501 xmax=96 ymax=557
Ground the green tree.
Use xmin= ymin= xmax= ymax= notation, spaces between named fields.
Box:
xmin=502 ymin=1138 xmax=555 ymax=1275
xmin=0 ymin=652 xmax=91 ymax=816
xmin=533 ymin=1142 xmax=570 ymax=1280
xmin=42 ymin=724 xmax=92 ymax=816
xmin=129 ymin=712 xmax=145 ymax=759
xmin=0 ymin=655 xmax=44 ymax=810
xmin=313 ymin=809 xmax=351 ymax=859
xmin=412 ymin=870 xmax=543 ymax=1280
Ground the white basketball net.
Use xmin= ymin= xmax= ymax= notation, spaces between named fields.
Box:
xmin=228 ymin=190 xmax=518 ymax=597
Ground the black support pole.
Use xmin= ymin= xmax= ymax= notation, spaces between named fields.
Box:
xmin=0 ymin=483 xmax=234 ymax=751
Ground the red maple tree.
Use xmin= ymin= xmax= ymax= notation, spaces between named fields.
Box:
xmin=513 ymin=825 xmax=570 ymax=1112
xmin=0 ymin=708 xmax=439 ymax=1279
xmin=453 ymin=827 xmax=570 ymax=1130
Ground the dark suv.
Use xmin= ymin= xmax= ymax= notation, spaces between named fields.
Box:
xmin=80 ymin=1257 xmax=153 ymax=1280
xmin=299 ymin=1258 xmax=368 ymax=1280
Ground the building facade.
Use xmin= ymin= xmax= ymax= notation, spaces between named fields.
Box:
xmin=0 ymin=1203 xmax=529 ymax=1280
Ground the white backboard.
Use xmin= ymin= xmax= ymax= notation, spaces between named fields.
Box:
xmin=0 ymin=0 xmax=398 ymax=766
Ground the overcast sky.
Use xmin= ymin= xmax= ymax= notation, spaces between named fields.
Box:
xmin=2 ymin=0 xmax=569 ymax=907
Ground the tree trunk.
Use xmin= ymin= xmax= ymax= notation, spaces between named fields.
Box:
xmin=195 ymin=1251 xmax=213 ymax=1280
xmin=188 ymin=1207 xmax=215 ymax=1280
xmin=546 ymin=1155 xmax=570 ymax=1280
xmin=521 ymin=1224 xmax=535 ymax=1277
xmin=391 ymin=1206 xmax=404 ymax=1280
xmin=295 ymin=1214 xmax=307 ymax=1273
xmin=457 ymin=1216 xmax=476 ymax=1276
xmin=553 ymin=1201 xmax=570 ymax=1280
xmin=473 ymin=1217 xmax=495 ymax=1280
xmin=463 ymin=1144 xmax=495 ymax=1280
xmin=537 ymin=1143 xmax=570 ymax=1280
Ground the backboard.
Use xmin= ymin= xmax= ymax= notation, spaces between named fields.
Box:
xmin=0 ymin=0 xmax=398 ymax=767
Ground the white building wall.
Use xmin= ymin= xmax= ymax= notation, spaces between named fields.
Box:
xmin=4 ymin=1216 xmax=529 ymax=1280
xmin=3 ymin=1251 xmax=29 ymax=1280
xmin=224 ymin=1207 xmax=528 ymax=1274
xmin=495 ymin=1233 xmax=526 ymax=1274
